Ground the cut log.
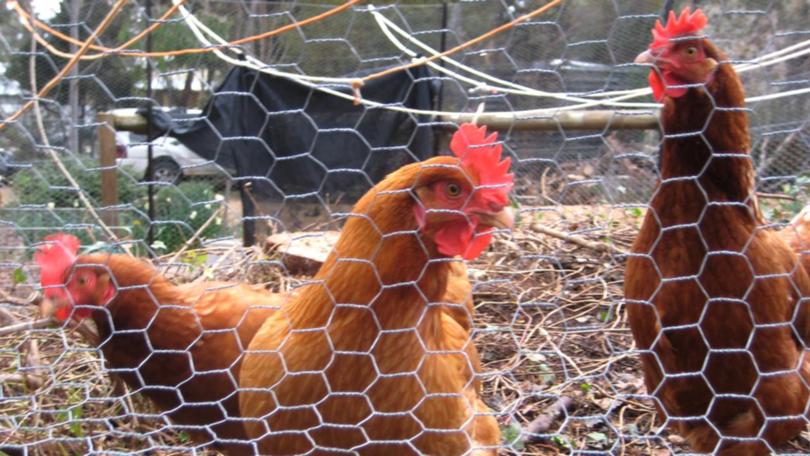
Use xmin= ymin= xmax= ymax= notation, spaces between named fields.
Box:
xmin=264 ymin=231 xmax=340 ymax=275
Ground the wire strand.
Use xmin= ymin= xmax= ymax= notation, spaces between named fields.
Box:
xmin=0 ymin=0 xmax=129 ymax=131
xmin=8 ymin=0 xmax=187 ymax=60
xmin=355 ymin=0 xmax=564 ymax=88
xmin=370 ymin=7 xmax=659 ymax=109
xmin=9 ymin=0 xmax=361 ymax=59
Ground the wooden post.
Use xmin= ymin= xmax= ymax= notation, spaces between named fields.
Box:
xmin=441 ymin=109 xmax=660 ymax=131
xmin=97 ymin=113 xmax=118 ymax=227
xmin=102 ymin=109 xmax=660 ymax=133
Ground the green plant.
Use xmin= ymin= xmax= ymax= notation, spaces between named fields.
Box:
xmin=55 ymin=390 xmax=85 ymax=438
xmin=4 ymin=156 xmax=144 ymax=246
xmin=132 ymin=180 xmax=227 ymax=253
xmin=551 ymin=434 xmax=571 ymax=449
xmin=10 ymin=156 xmax=144 ymax=208
xmin=501 ymin=423 xmax=525 ymax=451
xmin=761 ymin=175 xmax=810 ymax=223
xmin=6 ymin=157 xmax=227 ymax=252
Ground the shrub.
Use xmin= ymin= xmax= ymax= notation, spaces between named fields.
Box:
xmin=131 ymin=180 xmax=227 ymax=253
xmin=6 ymin=156 xmax=227 ymax=252
xmin=10 ymin=155 xmax=145 ymax=208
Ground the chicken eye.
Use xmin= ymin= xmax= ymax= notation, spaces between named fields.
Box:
xmin=445 ymin=183 xmax=462 ymax=198
xmin=685 ymin=46 xmax=698 ymax=57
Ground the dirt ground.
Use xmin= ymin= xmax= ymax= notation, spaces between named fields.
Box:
xmin=1 ymin=204 xmax=809 ymax=455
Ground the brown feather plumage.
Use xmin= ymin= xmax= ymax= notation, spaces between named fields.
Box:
xmin=73 ymin=254 xmax=282 ymax=455
xmin=239 ymin=157 xmax=501 ymax=455
xmin=626 ymin=40 xmax=810 ymax=454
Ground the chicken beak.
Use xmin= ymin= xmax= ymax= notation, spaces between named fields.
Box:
xmin=634 ymin=49 xmax=656 ymax=65
xmin=474 ymin=206 xmax=515 ymax=230
xmin=39 ymin=295 xmax=62 ymax=320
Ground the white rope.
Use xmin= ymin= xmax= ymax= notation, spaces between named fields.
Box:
xmin=371 ymin=6 xmax=810 ymax=105
xmin=173 ymin=0 xmax=650 ymax=119
xmin=746 ymin=86 xmax=810 ymax=103
xmin=173 ymin=0 xmax=809 ymax=118
xmin=579 ymin=38 xmax=810 ymax=99
xmin=179 ymin=3 xmax=361 ymax=85
xmin=368 ymin=7 xmax=659 ymax=109
xmin=732 ymin=38 xmax=810 ymax=72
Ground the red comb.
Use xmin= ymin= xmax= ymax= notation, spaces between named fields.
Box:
xmin=35 ymin=233 xmax=79 ymax=293
xmin=449 ymin=123 xmax=514 ymax=197
xmin=651 ymin=7 xmax=708 ymax=49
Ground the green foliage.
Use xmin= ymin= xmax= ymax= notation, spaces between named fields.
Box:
xmin=580 ymin=382 xmax=593 ymax=394
xmin=12 ymin=268 xmax=27 ymax=284
xmin=131 ymin=180 xmax=226 ymax=253
xmin=10 ymin=156 xmax=144 ymax=208
xmin=551 ymin=434 xmax=571 ymax=449
xmin=148 ymin=14 xmax=231 ymax=75
xmin=626 ymin=207 xmax=644 ymax=218
xmin=55 ymin=390 xmax=85 ymax=438
xmin=501 ymin=423 xmax=525 ymax=451
xmin=761 ymin=175 xmax=810 ymax=223
xmin=4 ymin=2 xmax=138 ymax=109
xmin=3 ymin=157 xmax=143 ymax=245
xmin=6 ymin=157 xmax=227 ymax=252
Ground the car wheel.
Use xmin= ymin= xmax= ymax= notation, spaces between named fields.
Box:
xmin=147 ymin=158 xmax=182 ymax=184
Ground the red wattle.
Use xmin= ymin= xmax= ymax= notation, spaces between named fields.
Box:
xmin=463 ymin=230 xmax=494 ymax=260
xmin=434 ymin=221 xmax=474 ymax=258
xmin=55 ymin=306 xmax=71 ymax=321
xmin=649 ymin=70 xmax=689 ymax=101
xmin=649 ymin=71 xmax=665 ymax=101
xmin=432 ymin=219 xmax=495 ymax=260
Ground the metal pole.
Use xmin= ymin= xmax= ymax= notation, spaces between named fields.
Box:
xmin=437 ymin=0 xmax=448 ymax=110
xmin=433 ymin=0 xmax=449 ymax=153
xmin=69 ymin=0 xmax=80 ymax=155
xmin=146 ymin=0 xmax=155 ymax=249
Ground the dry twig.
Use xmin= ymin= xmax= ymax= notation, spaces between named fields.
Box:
xmin=0 ymin=318 xmax=52 ymax=337
xmin=531 ymin=222 xmax=628 ymax=256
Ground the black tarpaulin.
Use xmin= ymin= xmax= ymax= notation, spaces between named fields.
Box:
xmin=143 ymin=66 xmax=436 ymax=197
xmin=141 ymin=65 xmax=436 ymax=243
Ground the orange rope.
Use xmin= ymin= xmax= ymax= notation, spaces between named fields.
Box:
xmin=10 ymin=0 xmax=362 ymax=59
xmin=0 ymin=0 xmax=128 ymax=130
xmin=356 ymin=0 xmax=563 ymax=88
xmin=8 ymin=0 xmax=187 ymax=61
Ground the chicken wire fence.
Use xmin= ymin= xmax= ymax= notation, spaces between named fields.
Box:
xmin=1 ymin=0 xmax=810 ymax=454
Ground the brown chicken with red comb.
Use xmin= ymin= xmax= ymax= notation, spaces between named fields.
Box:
xmin=625 ymin=7 xmax=810 ymax=454
xmin=238 ymin=123 xmax=512 ymax=455
xmin=35 ymin=236 xmax=282 ymax=455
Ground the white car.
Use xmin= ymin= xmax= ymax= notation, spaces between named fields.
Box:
xmin=116 ymin=131 xmax=229 ymax=184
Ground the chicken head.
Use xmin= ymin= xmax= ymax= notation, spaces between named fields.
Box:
xmin=35 ymin=233 xmax=114 ymax=321
xmin=634 ymin=7 xmax=719 ymax=101
xmin=411 ymin=123 xmax=515 ymax=259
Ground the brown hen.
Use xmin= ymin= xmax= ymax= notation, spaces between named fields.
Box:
xmin=238 ymin=123 xmax=512 ymax=455
xmin=625 ymin=8 xmax=810 ymax=455
xmin=36 ymin=241 xmax=282 ymax=455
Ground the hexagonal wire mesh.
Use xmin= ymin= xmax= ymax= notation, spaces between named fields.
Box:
xmin=1 ymin=0 xmax=810 ymax=454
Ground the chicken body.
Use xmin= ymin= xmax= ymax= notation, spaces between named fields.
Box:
xmin=54 ymin=254 xmax=282 ymax=455
xmin=444 ymin=261 xmax=476 ymax=332
xmin=239 ymin=156 xmax=507 ymax=455
xmin=626 ymin=17 xmax=810 ymax=454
